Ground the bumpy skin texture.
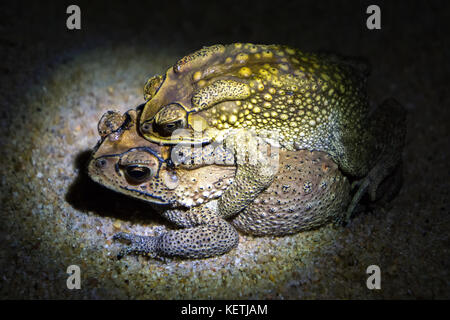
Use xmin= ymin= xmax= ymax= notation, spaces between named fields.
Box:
xmin=89 ymin=110 xmax=235 ymax=208
xmin=139 ymin=43 xmax=406 ymax=221
xmin=88 ymin=109 xmax=350 ymax=259
xmin=140 ymin=43 xmax=371 ymax=174
xmin=231 ymin=151 xmax=350 ymax=236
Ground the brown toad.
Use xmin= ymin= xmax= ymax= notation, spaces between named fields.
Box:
xmin=88 ymin=109 xmax=350 ymax=259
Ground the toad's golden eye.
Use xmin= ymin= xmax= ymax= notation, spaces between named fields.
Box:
xmin=155 ymin=119 xmax=186 ymax=137
xmin=125 ymin=165 xmax=153 ymax=184
xmin=151 ymin=103 xmax=188 ymax=137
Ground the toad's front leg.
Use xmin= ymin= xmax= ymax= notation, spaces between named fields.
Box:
xmin=218 ymin=130 xmax=278 ymax=218
xmin=113 ymin=202 xmax=239 ymax=259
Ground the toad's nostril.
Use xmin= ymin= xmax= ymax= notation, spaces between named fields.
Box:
xmin=141 ymin=123 xmax=151 ymax=133
xmin=95 ymin=158 xmax=107 ymax=168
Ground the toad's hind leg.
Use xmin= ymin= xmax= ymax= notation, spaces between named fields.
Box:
xmin=114 ymin=202 xmax=239 ymax=259
xmin=343 ymin=98 xmax=406 ymax=223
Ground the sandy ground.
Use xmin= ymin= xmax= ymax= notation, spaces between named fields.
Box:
xmin=0 ymin=1 xmax=448 ymax=299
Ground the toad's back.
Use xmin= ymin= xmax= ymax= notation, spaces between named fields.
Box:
xmin=141 ymin=43 xmax=373 ymax=177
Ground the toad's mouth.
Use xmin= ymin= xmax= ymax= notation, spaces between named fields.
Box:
xmin=140 ymin=123 xmax=213 ymax=146
xmin=118 ymin=185 xmax=173 ymax=205
xmin=89 ymin=161 xmax=174 ymax=206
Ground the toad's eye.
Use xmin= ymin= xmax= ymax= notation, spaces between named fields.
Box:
xmin=157 ymin=119 xmax=186 ymax=136
xmin=125 ymin=165 xmax=153 ymax=184
xmin=152 ymin=103 xmax=188 ymax=137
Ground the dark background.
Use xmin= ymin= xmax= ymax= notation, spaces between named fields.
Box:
xmin=0 ymin=0 xmax=449 ymax=299
xmin=1 ymin=0 xmax=449 ymax=124
xmin=1 ymin=0 xmax=448 ymax=114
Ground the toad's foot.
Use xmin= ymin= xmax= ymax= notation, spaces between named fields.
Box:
xmin=218 ymin=130 xmax=278 ymax=218
xmin=341 ymin=98 xmax=406 ymax=224
xmin=113 ymin=203 xmax=239 ymax=259
xmin=113 ymin=232 xmax=160 ymax=259
xmin=113 ymin=220 xmax=238 ymax=259
xmin=342 ymin=162 xmax=402 ymax=224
